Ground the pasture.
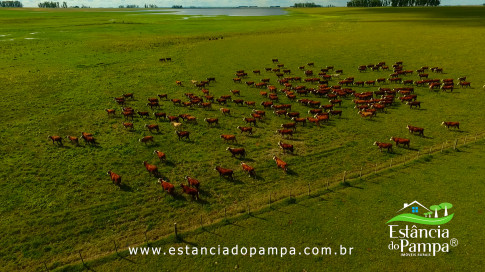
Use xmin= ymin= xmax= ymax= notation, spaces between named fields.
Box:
xmin=0 ymin=6 xmax=484 ymax=270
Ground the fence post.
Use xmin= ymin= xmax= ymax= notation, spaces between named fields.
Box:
xmin=113 ymin=240 xmax=119 ymax=255
xmin=79 ymin=251 xmax=85 ymax=267
xmin=342 ymin=171 xmax=347 ymax=183
xmin=174 ymin=223 xmax=178 ymax=238
xmin=429 ymin=147 xmax=432 ymax=155
xmin=359 ymin=166 xmax=363 ymax=178
xmin=441 ymin=142 xmax=444 ymax=153
xmin=464 ymin=136 xmax=467 ymax=144
xmin=390 ymin=158 xmax=393 ymax=168
xmin=417 ymin=151 xmax=420 ymax=158
xmin=454 ymin=139 xmax=458 ymax=150
xmin=475 ymin=134 xmax=478 ymax=141
xmin=224 ymin=207 xmax=227 ymax=219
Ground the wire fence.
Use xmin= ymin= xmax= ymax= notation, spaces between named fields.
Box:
xmin=50 ymin=131 xmax=485 ymax=270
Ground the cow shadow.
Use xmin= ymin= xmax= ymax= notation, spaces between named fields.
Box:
xmin=119 ymin=183 xmax=133 ymax=192
xmin=238 ymin=157 xmax=255 ymax=162
xmin=286 ymin=169 xmax=298 ymax=176
xmin=162 ymin=160 xmax=176 ymax=167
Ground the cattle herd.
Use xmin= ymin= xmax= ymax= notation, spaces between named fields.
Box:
xmin=48 ymin=58 xmax=472 ymax=200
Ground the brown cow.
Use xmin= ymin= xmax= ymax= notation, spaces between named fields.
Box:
xmin=143 ymin=161 xmax=158 ymax=176
xmin=374 ymin=141 xmax=392 ymax=152
xmin=48 ymin=135 xmax=63 ymax=145
xmin=153 ymin=150 xmax=166 ymax=162
xmin=406 ymin=125 xmax=424 ymax=136
xmin=205 ymin=118 xmax=219 ymax=126
xmin=185 ymin=176 xmax=200 ymax=189
xmin=107 ymin=170 xmax=121 ymax=186
xmin=273 ymin=155 xmax=288 ymax=172
xmin=158 ymin=179 xmax=174 ymax=194
xmin=442 ymin=121 xmax=460 ymax=129
xmin=180 ymin=184 xmax=199 ymax=200
xmin=66 ymin=135 xmax=79 ymax=145
xmin=277 ymin=129 xmax=293 ymax=137
xmin=278 ymin=141 xmax=294 ymax=153
xmin=215 ymin=166 xmax=234 ymax=180
xmin=145 ymin=124 xmax=160 ymax=132
xmin=390 ymin=137 xmax=410 ymax=148
xmin=241 ymin=162 xmax=255 ymax=177
xmin=175 ymin=131 xmax=190 ymax=140
xmin=220 ymin=134 xmax=237 ymax=143
xmin=227 ymin=147 xmax=246 ymax=157
xmin=237 ymin=126 xmax=253 ymax=135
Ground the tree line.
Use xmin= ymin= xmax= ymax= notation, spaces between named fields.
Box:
xmin=347 ymin=0 xmax=440 ymax=7
xmin=0 ymin=1 xmax=23 ymax=7
xmin=293 ymin=2 xmax=322 ymax=8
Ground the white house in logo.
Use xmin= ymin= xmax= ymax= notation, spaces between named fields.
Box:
xmin=397 ymin=201 xmax=431 ymax=215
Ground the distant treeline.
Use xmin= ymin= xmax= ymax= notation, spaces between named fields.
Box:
xmin=0 ymin=1 xmax=23 ymax=7
xmin=347 ymin=0 xmax=440 ymax=7
xmin=37 ymin=1 xmax=90 ymax=8
xmin=293 ymin=2 xmax=322 ymax=8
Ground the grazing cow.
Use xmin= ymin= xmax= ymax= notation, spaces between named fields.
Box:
xmin=220 ymin=134 xmax=237 ymax=143
xmin=122 ymin=122 xmax=134 ymax=130
xmin=286 ymin=112 xmax=300 ymax=119
xmin=307 ymin=117 xmax=320 ymax=126
xmin=406 ymin=125 xmax=425 ymax=136
xmin=233 ymin=78 xmax=241 ymax=83
xmin=185 ymin=176 xmax=200 ymax=189
xmin=175 ymin=131 xmax=190 ymax=140
xmin=48 ymin=135 xmax=63 ymax=145
xmin=442 ymin=121 xmax=460 ymax=129
xmin=143 ymin=161 xmax=158 ymax=176
xmin=277 ymin=129 xmax=293 ymax=137
xmin=274 ymin=110 xmax=287 ymax=117
xmin=328 ymin=110 xmax=343 ymax=117
xmin=244 ymin=101 xmax=256 ymax=107
xmin=407 ymin=101 xmax=421 ymax=109
xmin=145 ymin=124 xmax=159 ymax=133
xmin=153 ymin=150 xmax=166 ymax=162
xmin=243 ymin=117 xmax=257 ymax=126
xmin=167 ymin=116 xmax=179 ymax=122
xmin=107 ymin=170 xmax=121 ymax=186
xmin=329 ymin=99 xmax=342 ymax=106
xmin=374 ymin=141 xmax=393 ymax=152
xmin=81 ymin=133 xmax=97 ymax=145
xmin=316 ymin=114 xmax=329 ymax=123
xmin=138 ymin=111 xmax=150 ymax=118
xmin=237 ymin=126 xmax=253 ymax=135
xmin=66 ymin=135 xmax=79 ymax=145
xmin=227 ymin=147 xmax=246 ymax=157
xmin=204 ymin=118 xmax=219 ymax=126
xmin=215 ymin=166 xmax=234 ymax=180
xmin=123 ymin=93 xmax=134 ymax=99
xmin=359 ymin=111 xmax=375 ymax=118
xmin=154 ymin=112 xmax=166 ymax=120
xmin=139 ymin=136 xmax=154 ymax=144
xmin=458 ymin=81 xmax=471 ymax=88
xmin=158 ymin=179 xmax=174 ymax=194
xmin=231 ymin=90 xmax=240 ymax=96
xmin=281 ymin=122 xmax=297 ymax=131
xmin=180 ymin=184 xmax=199 ymax=200
xmin=273 ymin=155 xmax=288 ymax=172
xmin=176 ymin=80 xmax=182 ymax=86
xmin=390 ymin=137 xmax=410 ymax=148
xmin=241 ymin=162 xmax=255 ymax=177
xmin=252 ymin=109 xmax=266 ymax=117
xmin=220 ymin=108 xmax=230 ymax=115
xmin=122 ymin=111 xmax=134 ymax=120
xmin=261 ymin=101 xmax=273 ymax=108
xmin=233 ymin=99 xmax=244 ymax=105
xmin=292 ymin=117 xmax=306 ymax=126
xmin=106 ymin=109 xmax=116 ymax=116
xmin=272 ymin=58 xmax=279 ymax=63
xmin=158 ymin=94 xmax=168 ymax=100
xmin=278 ymin=141 xmax=294 ymax=153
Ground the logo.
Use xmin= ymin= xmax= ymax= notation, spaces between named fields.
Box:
xmin=387 ymin=200 xmax=454 ymax=225
xmin=386 ymin=200 xmax=457 ymax=257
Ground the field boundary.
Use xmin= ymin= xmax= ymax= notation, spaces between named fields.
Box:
xmin=53 ymin=131 xmax=485 ymax=271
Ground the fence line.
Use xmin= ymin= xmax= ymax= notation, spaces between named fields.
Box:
xmin=48 ymin=131 xmax=485 ymax=270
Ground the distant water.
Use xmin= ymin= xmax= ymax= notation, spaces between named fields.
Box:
xmin=151 ymin=8 xmax=287 ymax=16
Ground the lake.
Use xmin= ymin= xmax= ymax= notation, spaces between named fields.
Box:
xmin=150 ymin=8 xmax=288 ymax=16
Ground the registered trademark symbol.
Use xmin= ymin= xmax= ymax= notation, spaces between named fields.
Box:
xmin=450 ymin=238 xmax=458 ymax=247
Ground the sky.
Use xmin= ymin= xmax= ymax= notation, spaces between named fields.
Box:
xmin=21 ymin=0 xmax=485 ymax=8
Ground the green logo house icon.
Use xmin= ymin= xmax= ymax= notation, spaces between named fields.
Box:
xmin=387 ymin=201 xmax=454 ymax=225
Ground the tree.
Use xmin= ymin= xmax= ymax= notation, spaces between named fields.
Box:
xmin=439 ymin=202 xmax=453 ymax=217
xmin=0 ymin=1 xmax=23 ymax=7
xmin=429 ymin=205 xmax=442 ymax=218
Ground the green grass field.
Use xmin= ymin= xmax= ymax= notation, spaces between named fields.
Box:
xmin=1 ymin=6 xmax=484 ymax=270
xmin=66 ymin=140 xmax=485 ymax=272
